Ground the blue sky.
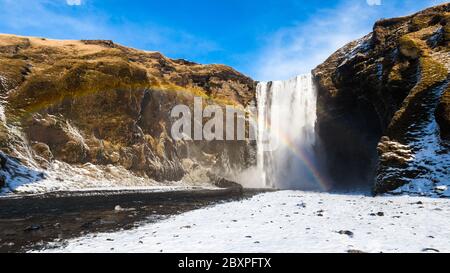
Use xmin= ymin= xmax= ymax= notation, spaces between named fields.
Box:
xmin=0 ymin=0 xmax=447 ymax=80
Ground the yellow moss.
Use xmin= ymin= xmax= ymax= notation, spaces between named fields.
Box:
xmin=151 ymin=81 xmax=240 ymax=107
xmin=390 ymin=56 xmax=447 ymax=129
xmin=1 ymin=34 xmax=252 ymax=124
xmin=155 ymin=82 xmax=209 ymax=99
xmin=399 ymin=35 xmax=422 ymax=58
xmin=398 ymin=24 xmax=441 ymax=59
xmin=0 ymin=57 xmax=27 ymax=89
xmin=418 ymin=57 xmax=448 ymax=89
xmin=443 ymin=85 xmax=450 ymax=104
xmin=388 ymin=63 xmax=404 ymax=82
xmin=411 ymin=15 xmax=430 ymax=30
xmin=6 ymin=61 xmax=241 ymax=121
xmin=6 ymin=60 xmax=149 ymax=119
xmin=144 ymin=134 xmax=165 ymax=159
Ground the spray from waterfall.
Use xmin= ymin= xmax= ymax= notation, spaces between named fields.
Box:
xmin=256 ymin=74 xmax=324 ymax=190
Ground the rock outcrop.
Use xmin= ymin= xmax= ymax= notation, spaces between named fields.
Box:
xmin=0 ymin=34 xmax=256 ymax=193
xmin=313 ymin=4 xmax=450 ymax=196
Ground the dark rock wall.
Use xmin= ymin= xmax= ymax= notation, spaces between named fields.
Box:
xmin=313 ymin=4 xmax=450 ymax=193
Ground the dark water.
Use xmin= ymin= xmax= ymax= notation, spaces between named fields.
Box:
xmin=0 ymin=188 xmax=267 ymax=253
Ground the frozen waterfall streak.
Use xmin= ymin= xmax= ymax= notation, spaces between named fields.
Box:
xmin=256 ymin=74 xmax=329 ymax=190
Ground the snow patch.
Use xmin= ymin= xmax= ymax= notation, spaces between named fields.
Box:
xmin=1 ymin=157 xmax=214 ymax=195
xmin=337 ymin=33 xmax=373 ymax=68
xmin=388 ymin=81 xmax=450 ymax=197
xmin=36 ymin=191 xmax=450 ymax=253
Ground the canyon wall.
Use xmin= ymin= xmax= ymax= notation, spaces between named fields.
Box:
xmin=0 ymin=35 xmax=256 ymax=193
xmin=313 ymin=4 xmax=450 ymax=195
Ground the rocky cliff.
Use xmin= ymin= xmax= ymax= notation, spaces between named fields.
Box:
xmin=313 ymin=4 xmax=450 ymax=196
xmin=0 ymin=34 xmax=256 ymax=193
xmin=2 ymin=4 xmax=449 ymax=196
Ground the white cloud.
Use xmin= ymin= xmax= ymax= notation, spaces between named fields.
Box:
xmin=251 ymin=0 xmax=449 ymax=81
xmin=252 ymin=1 xmax=374 ymax=81
xmin=367 ymin=0 xmax=382 ymax=6
xmin=66 ymin=0 xmax=82 ymax=5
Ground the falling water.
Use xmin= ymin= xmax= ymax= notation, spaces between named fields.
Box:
xmin=256 ymin=74 xmax=319 ymax=190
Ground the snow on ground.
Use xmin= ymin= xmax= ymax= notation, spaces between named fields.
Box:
xmin=0 ymin=158 xmax=213 ymax=195
xmin=38 ymin=190 xmax=450 ymax=253
xmin=13 ymin=162 xmax=211 ymax=194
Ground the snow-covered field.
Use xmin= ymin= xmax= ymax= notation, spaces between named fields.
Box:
xmin=37 ymin=190 xmax=450 ymax=253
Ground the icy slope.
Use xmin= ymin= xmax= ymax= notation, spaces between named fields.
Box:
xmin=38 ymin=191 xmax=450 ymax=253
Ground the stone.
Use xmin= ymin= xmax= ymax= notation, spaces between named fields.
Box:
xmin=24 ymin=224 xmax=42 ymax=232
xmin=337 ymin=230 xmax=354 ymax=238
xmin=32 ymin=142 xmax=53 ymax=162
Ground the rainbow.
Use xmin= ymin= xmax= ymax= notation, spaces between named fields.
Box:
xmin=275 ymin=131 xmax=332 ymax=191
xmin=255 ymin=74 xmax=333 ymax=191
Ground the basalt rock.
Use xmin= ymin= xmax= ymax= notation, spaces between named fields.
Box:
xmin=436 ymin=88 xmax=450 ymax=140
xmin=313 ymin=3 xmax=450 ymax=195
xmin=0 ymin=34 xmax=256 ymax=192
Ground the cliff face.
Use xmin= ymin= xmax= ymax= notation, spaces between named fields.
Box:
xmin=0 ymin=34 xmax=256 ymax=193
xmin=313 ymin=4 xmax=450 ymax=196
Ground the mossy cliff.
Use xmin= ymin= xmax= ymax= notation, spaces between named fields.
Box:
xmin=313 ymin=3 xmax=450 ymax=195
xmin=0 ymin=35 xmax=256 ymax=192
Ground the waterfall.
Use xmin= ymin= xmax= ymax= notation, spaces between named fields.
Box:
xmin=256 ymin=74 xmax=320 ymax=190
